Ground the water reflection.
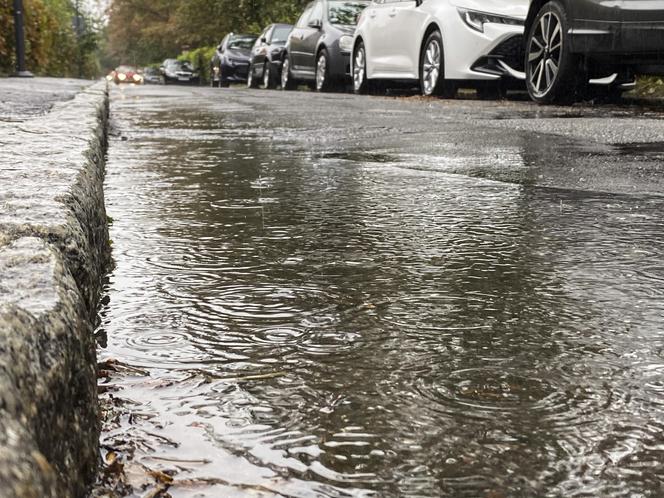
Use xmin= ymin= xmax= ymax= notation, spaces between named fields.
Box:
xmin=98 ymin=89 xmax=664 ymax=497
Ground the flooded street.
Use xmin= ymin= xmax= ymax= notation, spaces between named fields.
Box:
xmin=98 ymin=85 xmax=664 ymax=497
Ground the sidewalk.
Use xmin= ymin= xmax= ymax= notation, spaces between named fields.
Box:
xmin=0 ymin=79 xmax=109 ymax=497
xmin=0 ymin=77 xmax=95 ymax=122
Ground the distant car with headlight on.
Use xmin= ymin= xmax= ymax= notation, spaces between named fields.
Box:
xmin=108 ymin=65 xmax=144 ymax=85
xmin=351 ymin=0 xmax=529 ymax=98
xmin=281 ymin=0 xmax=370 ymax=92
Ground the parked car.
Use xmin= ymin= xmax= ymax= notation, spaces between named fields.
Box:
xmin=107 ymin=65 xmax=143 ymax=85
xmin=524 ymin=0 xmax=664 ymax=104
xmin=160 ymin=59 xmax=200 ymax=85
xmin=281 ymin=0 xmax=370 ymax=92
xmin=142 ymin=67 xmax=162 ymax=85
xmin=210 ymin=33 xmax=258 ymax=87
xmin=351 ymin=0 xmax=528 ymax=97
xmin=247 ymin=24 xmax=293 ymax=89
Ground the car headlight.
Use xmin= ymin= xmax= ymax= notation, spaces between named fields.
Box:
xmin=458 ymin=8 xmax=523 ymax=33
xmin=339 ymin=35 xmax=353 ymax=53
xmin=133 ymin=74 xmax=142 ymax=82
xmin=117 ymin=73 xmax=127 ymax=81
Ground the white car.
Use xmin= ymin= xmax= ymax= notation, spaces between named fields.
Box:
xmin=352 ymin=0 xmax=529 ymax=97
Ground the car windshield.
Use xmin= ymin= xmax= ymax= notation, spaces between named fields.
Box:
xmin=327 ymin=1 xmax=369 ymax=26
xmin=271 ymin=26 xmax=292 ymax=43
xmin=228 ymin=36 xmax=257 ymax=50
xmin=116 ymin=66 xmax=136 ymax=73
xmin=144 ymin=68 xmax=158 ymax=75
xmin=166 ymin=61 xmax=192 ymax=71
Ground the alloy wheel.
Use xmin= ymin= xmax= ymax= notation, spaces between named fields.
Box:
xmin=247 ymin=67 xmax=254 ymax=88
xmin=316 ymin=54 xmax=327 ymax=91
xmin=422 ymin=39 xmax=441 ymax=96
xmin=281 ymin=58 xmax=290 ymax=89
xmin=528 ymin=11 xmax=563 ymax=98
xmin=353 ymin=46 xmax=365 ymax=93
xmin=262 ymin=63 xmax=271 ymax=89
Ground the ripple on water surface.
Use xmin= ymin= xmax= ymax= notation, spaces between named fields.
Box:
xmin=98 ymin=92 xmax=664 ymax=497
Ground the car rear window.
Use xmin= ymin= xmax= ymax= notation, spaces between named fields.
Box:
xmin=328 ymin=1 xmax=370 ymax=26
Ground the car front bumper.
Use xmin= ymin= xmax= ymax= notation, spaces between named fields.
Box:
xmin=443 ymin=13 xmax=526 ymax=82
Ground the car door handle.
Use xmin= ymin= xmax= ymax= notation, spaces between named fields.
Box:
xmin=368 ymin=10 xmax=376 ymax=18
xmin=389 ymin=8 xmax=397 ymax=17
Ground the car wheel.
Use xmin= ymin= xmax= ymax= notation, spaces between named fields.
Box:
xmin=420 ymin=31 xmax=452 ymax=97
xmin=247 ymin=64 xmax=258 ymax=88
xmin=316 ymin=49 xmax=333 ymax=92
xmin=525 ymin=1 xmax=581 ymax=104
xmin=353 ymin=42 xmax=371 ymax=95
xmin=281 ymin=56 xmax=297 ymax=90
xmin=261 ymin=62 xmax=273 ymax=89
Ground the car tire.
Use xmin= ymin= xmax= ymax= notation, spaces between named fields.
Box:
xmin=315 ymin=49 xmax=333 ymax=92
xmin=420 ymin=31 xmax=453 ymax=98
xmin=281 ymin=55 xmax=297 ymax=90
xmin=247 ymin=63 xmax=258 ymax=88
xmin=261 ymin=62 xmax=273 ymax=89
xmin=525 ymin=1 xmax=581 ymax=104
xmin=353 ymin=41 xmax=372 ymax=95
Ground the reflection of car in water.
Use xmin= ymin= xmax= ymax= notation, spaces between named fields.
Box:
xmin=247 ymin=24 xmax=293 ymax=89
xmin=281 ymin=0 xmax=370 ymax=92
xmin=142 ymin=67 xmax=162 ymax=84
xmin=160 ymin=59 xmax=200 ymax=85
xmin=108 ymin=65 xmax=143 ymax=85
xmin=210 ymin=33 xmax=258 ymax=87
xmin=351 ymin=0 xmax=528 ymax=98
xmin=524 ymin=0 xmax=664 ymax=104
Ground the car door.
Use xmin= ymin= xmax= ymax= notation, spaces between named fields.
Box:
xmin=290 ymin=3 xmax=314 ymax=69
xmin=387 ymin=0 xmax=428 ymax=76
xmin=372 ymin=0 xmax=424 ymax=76
xmin=254 ymin=26 xmax=272 ymax=68
xmin=299 ymin=0 xmax=325 ymax=75
xmin=366 ymin=0 xmax=400 ymax=74
xmin=620 ymin=0 xmax=664 ymax=52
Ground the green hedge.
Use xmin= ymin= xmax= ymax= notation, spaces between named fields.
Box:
xmin=177 ymin=45 xmax=216 ymax=84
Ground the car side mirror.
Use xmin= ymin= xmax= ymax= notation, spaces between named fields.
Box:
xmin=308 ymin=19 xmax=322 ymax=29
xmin=261 ymin=37 xmax=267 ymax=44
xmin=159 ymin=66 xmax=165 ymax=73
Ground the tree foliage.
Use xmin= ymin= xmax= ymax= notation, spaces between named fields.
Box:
xmin=106 ymin=0 xmax=309 ymax=66
xmin=0 ymin=0 xmax=101 ymax=77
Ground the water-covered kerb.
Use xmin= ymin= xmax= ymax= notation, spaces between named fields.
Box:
xmin=0 ymin=82 xmax=110 ymax=497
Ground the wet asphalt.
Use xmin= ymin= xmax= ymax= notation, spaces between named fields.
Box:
xmin=95 ymin=83 xmax=664 ymax=497
xmin=110 ymin=83 xmax=664 ymax=196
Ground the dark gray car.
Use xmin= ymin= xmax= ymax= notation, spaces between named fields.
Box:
xmin=281 ymin=0 xmax=370 ymax=92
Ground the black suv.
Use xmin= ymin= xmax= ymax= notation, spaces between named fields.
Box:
xmin=281 ymin=0 xmax=370 ymax=92
xmin=525 ymin=0 xmax=664 ymax=104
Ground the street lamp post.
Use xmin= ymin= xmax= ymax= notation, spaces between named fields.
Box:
xmin=12 ymin=0 xmax=34 ymax=77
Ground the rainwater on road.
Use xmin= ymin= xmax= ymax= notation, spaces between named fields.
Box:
xmin=97 ymin=85 xmax=664 ymax=497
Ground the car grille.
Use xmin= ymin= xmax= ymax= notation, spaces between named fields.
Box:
xmin=489 ymin=35 xmax=525 ymax=72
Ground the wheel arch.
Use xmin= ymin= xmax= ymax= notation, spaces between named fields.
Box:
xmin=526 ymin=0 xmax=572 ymax=33
xmin=419 ymin=22 xmax=444 ymax=73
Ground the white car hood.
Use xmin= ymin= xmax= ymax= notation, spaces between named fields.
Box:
xmin=452 ymin=0 xmax=529 ymax=19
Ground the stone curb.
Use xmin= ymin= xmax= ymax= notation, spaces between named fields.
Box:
xmin=0 ymin=81 xmax=110 ymax=497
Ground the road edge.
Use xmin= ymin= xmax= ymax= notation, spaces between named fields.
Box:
xmin=0 ymin=81 xmax=110 ymax=497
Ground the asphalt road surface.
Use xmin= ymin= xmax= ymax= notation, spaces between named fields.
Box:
xmin=96 ymin=83 xmax=664 ymax=498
